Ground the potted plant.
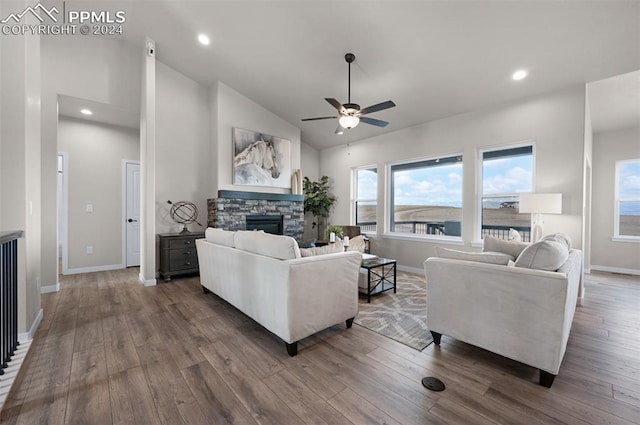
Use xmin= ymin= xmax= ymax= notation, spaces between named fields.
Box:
xmin=326 ymin=225 xmax=344 ymax=240
xmin=303 ymin=176 xmax=336 ymax=240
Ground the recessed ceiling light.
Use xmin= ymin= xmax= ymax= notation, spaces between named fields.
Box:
xmin=80 ymin=109 xmax=93 ymax=115
xmin=197 ymin=34 xmax=210 ymax=46
xmin=512 ymin=70 xmax=528 ymax=81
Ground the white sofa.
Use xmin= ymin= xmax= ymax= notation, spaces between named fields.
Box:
xmin=196 ymin=228 xmax=362 ymax=356
xmin=424 ymin=235 xmax=583 ymax=387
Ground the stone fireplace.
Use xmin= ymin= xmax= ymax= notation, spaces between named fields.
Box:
xmin=207 ymin=190 xmax=304 ymax=241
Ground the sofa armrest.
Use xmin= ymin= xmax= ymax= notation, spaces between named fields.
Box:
xmin=285 ymin=251 xmax=362 ymax=342
xmin=424 ymin=253 xmax=581 ymax=374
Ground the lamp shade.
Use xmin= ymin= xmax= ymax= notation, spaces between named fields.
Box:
xmin=519 ymin=193 xmax=562 ymax=214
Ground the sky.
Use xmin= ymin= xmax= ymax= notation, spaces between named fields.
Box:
xmin=619 ymin=161 xmax=640 ymax=215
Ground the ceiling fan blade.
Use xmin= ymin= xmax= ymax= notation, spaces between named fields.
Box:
xmin=301 ymin=116 xmax=337 ymax=121
xmin=325 ymin=98 xmax=344 ymax=112
xmin=360 ymin=116 xmax=389 ymax=127
xmin=359 ymin=100 xmax=396 ymax=115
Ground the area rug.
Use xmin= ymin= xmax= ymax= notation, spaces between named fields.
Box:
xmin=354 ymin=270 xmax=433 ymax=351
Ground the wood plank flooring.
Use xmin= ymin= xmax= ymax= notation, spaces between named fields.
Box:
xmin=1 ymin=268 xmax=639 ymax=424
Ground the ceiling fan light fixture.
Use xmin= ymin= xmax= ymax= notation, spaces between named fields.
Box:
xmin=339 ymin=115 xmax=359 ymax=129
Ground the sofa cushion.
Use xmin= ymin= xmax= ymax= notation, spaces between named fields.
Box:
xmin=235 ymin=231 xmax=301 ymax=260
xmin=514 ymin=239 xmax=569 ymax=271
xmin=483 ymin=235 xmax=529 ymax=258
xmin=300 ymin=242 xmax=344 ymax=257
xmin=205 ymin=227 xmax=236 ymax=247
xmin=436 ymin=247 xmax=513 ymax=265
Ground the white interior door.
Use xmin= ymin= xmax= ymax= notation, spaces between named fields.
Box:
xmin=125 ymin=161 xmax=141 ymax=267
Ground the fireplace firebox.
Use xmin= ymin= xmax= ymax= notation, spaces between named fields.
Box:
xmin=245 ymin=215 xmax=284 ymax=235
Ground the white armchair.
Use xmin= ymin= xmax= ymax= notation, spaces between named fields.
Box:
xmin=424 ymin=248 xmax=582 ymax=387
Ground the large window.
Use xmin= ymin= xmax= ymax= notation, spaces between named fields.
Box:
xmin=389 ymin=154 xmax=463 ymax=237
xmin=480 ymin=145 xmax=533 ymax=241
xmin=353 ymin=166 xmax=377 ymax=233
xmin=615 ymin=159 xmax=640 ymax=239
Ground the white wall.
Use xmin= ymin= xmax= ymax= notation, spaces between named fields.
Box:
xmin=0 ymin=0 xmax=42 ymax=335
xmin=41 ymin=36 xmax=141 ymax=286
xmin=58 ymin=118 xmax=139 ymax=271
xmin=321 ymin=87 xmax=586 ymax=270
xmin=591 ymin=126 xmax=640 ymax=273
xmin=213 ymin=81 xmax=301 ymax=194
xmin=155 ymin=62 xmax=211 ymax=236
xmin=301 ymin=142 xmax=320 ymax=240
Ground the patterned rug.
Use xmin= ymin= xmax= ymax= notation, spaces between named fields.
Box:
xmin=354 ymin=270 xmax=433 ymax=351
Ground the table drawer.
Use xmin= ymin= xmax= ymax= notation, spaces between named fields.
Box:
xmin=168 ymin=248 xmax=198 ymax=271
xmin=167 ymin=238 xmax=197 ymax=249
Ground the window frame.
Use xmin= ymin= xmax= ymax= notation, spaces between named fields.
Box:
xmin=477 ymin=142 xmax=536 ymax=242
xmin=352 ymin=165 xmax=378 ymax=235
xmin=614 ymin=158 xmax=640 ymax=241
xmin=386 ymin=152 xmax=464 ymax=241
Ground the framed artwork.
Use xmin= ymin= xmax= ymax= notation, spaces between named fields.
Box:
xmin=233 ymin=128 xmax=291 ymax=188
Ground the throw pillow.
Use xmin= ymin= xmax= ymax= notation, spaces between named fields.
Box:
xmin=436 ymin=247 xmax=513 ymax=265
xmin=541 ymin=232 xmax=572 ymax=251
xmin=483 ymin=235 xmax=528 ymax=259
xmin=300 ymin=241 xmax=344 ymax=257
xmin=514 ymin=239 xmax=569 ymax=271
xmin=347 ymin=235 xmax=367 ymax=253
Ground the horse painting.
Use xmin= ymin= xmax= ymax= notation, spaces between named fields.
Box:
xmin=234 ymin=139 xmax=281 ymax=179
xmin=232 ymin=128 xmax=291 ymax=188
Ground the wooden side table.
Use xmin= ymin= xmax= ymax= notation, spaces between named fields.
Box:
xmin=158 ymin=232 xmax=204 ymax=281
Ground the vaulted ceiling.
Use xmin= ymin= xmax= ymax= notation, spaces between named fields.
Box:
xmin=69 ymin=1 xmax=640 ymax=148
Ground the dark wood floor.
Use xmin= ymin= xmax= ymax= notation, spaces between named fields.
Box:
xmin=1 ymin=268 xmax=639 ymax=424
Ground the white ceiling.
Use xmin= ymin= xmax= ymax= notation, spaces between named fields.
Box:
xmin=58 ymin=95 xmax=140 ymax=129
xmin=67 ymin=1 xmax=639 ymax=149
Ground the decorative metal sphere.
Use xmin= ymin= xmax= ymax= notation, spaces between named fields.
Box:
xmin=169 ymin=201 xmax=198 ymax=225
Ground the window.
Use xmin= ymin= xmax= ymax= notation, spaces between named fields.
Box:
xmin=389 ymin=154 xmax=463 ymax=237
xmin=615 ymin=159 xmax=640 ymax=239
xmin=480 ymin=145 xmax=533 ymax=241
xmin=353 ymin=166 xmax=377 ymax=234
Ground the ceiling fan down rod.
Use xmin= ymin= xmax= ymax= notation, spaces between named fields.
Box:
xmin=345 ymin=53 xmax=355 ymax=106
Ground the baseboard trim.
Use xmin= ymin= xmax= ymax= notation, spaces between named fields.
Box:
xmin=590 ymin=265 xmax=640 ymax=276
xmin=40 ymin=283 xmax=60 ymax=293
xmin=139 ymin=272 xmax=157 ymax=287
xmin=397 ymin=265 xmax=423 ymax=275
xmin=63 ymin=263 xmax=124 ymax=275
xmin=18 ymin=308 xmax=43 ymax=343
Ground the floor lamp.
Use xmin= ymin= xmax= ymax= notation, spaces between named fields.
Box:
xmin=519 ymin=193 xmax=562 ymax=242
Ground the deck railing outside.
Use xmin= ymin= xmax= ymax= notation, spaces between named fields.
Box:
xmin=0 ymin=231 xmax=23 ymax=375
xmin=356 ymin=221 xmax=531 ymax=242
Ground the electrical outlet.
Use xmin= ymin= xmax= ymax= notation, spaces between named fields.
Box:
xmin=86 ymin=246 xmax=93 ymax=255
xmin=86 ymin=204 xmax=93 ymax=213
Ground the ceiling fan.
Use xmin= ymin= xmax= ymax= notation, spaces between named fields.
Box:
xmin=302 ymin=53 xmax=396 ymax=135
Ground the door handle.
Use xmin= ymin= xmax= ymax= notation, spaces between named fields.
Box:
xmin=127 ymin=218 xmax=138 ymax=223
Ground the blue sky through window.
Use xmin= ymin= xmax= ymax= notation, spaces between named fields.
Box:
xmin=393 ymin=163 xmax=463 ymax=206
xmin=483 ymin=155 xmax=532 ymax=195
xmin=619 ymin=161 xmax=640 ymax=216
